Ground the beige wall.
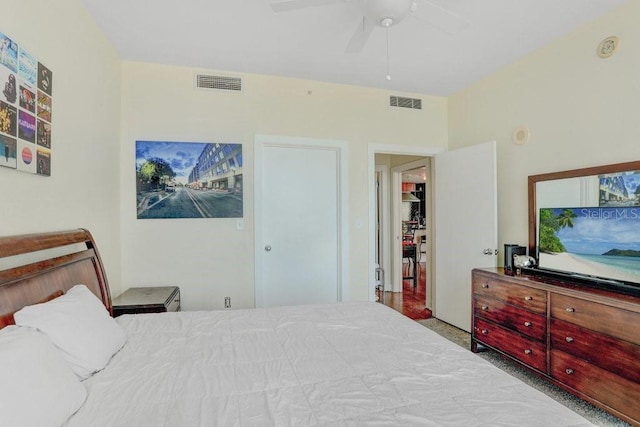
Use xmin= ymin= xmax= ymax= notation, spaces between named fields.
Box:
xmin=120 ymin=62 xmax=448 ymax=309
xmin=448 ymin=2 xmax=638 ymax=263
xmin=9 ymin=1 xmax=629 ymax=310
xmin=0 ymin=1 xmax=122 ymax=294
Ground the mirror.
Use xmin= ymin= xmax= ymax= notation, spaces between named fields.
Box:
xmin=528 ymin=160 xmax=640 ymax=255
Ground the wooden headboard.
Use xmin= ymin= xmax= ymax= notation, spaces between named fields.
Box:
xmin=0 ymin=229 xmax=112 ymax=329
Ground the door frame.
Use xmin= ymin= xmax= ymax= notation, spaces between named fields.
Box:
xmin=375 ymin=165 xmax=390 ymax=295
xmin=391 ymin=158 xmax=431 ymax=294
xmin=255 ymin=134 xmax=349 ymax=307
xmin=367 ymin=144 xmax=444 ymax=302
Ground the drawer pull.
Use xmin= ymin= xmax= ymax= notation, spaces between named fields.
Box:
xmin=565 ymin=307 xmax=575 ymax=313
xmin=482 ymin=283 xmax=489 ymax=289
xmin=481 ymin=305 xmax=489 ymax=311
xmin=565 ymin=368 xmax=574 ymax=375
xmin=524 ymin=296 xmax=532 ymax=301
xmin=524 ymin=321 xmax=532 ymax=327
xmin=524 ymin=349 xmax=532 ymax=355
xmin=481 ymin=329 xmax=488 ymax=335
xmin=565 ymin=336 xmax=574 ymax=343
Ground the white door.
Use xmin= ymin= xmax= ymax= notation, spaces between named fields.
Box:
xmin=254 ymin=136 xmax=347 ymax=307
xmin=434 ymin=141 xmax=497 ymax=332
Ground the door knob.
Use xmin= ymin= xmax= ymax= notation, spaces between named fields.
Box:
xmin=265 ymin=245 xmax=272 ymax=252
xmin=482 ymin=248 xmax=498 ymax=255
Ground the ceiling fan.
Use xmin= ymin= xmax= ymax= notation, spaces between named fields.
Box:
xmin=270 ymin=0 xmax=468 ymax=54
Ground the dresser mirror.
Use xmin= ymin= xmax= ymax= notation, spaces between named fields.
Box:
xmin=528 ymin=160 xmax=640 ymax=256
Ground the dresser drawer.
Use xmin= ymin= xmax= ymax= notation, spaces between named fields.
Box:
xmin=473 ymin=276 xmax=547 ymax=314
xmin=551 ymin=293 xmax=640 ymax=346
xmin=551 ymin=349 xmax=640 ymax=423
xmin=474 ymin=318 xmax=546 ymax=373
xmin=474 ymin=295 xmax=546 ymax=340
xmin=550 ymin=318 xmax=640 ymax=384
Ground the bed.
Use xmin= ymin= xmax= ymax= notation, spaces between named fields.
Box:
xmin=0 ymin=229 xmax=596 ymax=426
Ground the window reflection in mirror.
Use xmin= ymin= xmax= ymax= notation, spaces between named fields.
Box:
xmin=536 ymin=176 xmax=599 ymax=210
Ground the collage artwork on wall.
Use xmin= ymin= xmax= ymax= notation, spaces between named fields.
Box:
xmin=136 ymin=140 xmax=243 ymax=219
xmin=0 ymin=30 xmax=52 ymax=176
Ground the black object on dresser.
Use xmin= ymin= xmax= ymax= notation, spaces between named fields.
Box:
xmin=503 ymin=244 xmax=526 ymax=273
xmin=112 ymin=286 xmax=180 ymax=316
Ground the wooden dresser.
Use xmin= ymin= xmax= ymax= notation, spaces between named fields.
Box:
xmin=472 ymin=268 xmax=640 ymax=426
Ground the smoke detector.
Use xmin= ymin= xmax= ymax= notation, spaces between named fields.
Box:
xmin=512 ymin=126 xmax=531 ymax=145
xmin=597 ymin=36 xmax=619 ymax=59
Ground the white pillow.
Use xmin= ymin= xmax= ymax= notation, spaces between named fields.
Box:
xmin=0 ymin=326 xmax=87 ymax=427
xmin=14 ymin=284 xmax=126 ymax=380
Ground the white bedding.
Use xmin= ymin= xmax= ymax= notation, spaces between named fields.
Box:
xmin=66 ymin=302 xmax=593 ymax=426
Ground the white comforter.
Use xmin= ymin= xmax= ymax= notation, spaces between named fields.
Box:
xmin=66 ymin=302 xmax=593 ymax=426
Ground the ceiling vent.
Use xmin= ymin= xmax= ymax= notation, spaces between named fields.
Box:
xmin=196 ymin=74 xmax=242 ymax=92
xmin=390 ymin=95 xmax=422 ymax=110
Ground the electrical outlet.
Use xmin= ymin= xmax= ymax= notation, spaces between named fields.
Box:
xmin=224 ymin=297 xmax=231 ymax=308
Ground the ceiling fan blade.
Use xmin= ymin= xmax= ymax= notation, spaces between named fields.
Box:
xmin=345 ymin=16 xmax=375 ymax=53
xmin=412 ymin=0 xmax=470 ymax=35
xmin=271 ymin=0 xmax=346 ymax=13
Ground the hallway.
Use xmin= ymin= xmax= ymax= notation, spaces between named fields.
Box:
xmin=380 ymin=260 xmax=431 ymax=320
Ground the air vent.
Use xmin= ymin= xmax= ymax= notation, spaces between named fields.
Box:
xmin=390 ymin=95 xmax=422 ymax=110
xmin=196 ymin=74 xmax=242 ymax=92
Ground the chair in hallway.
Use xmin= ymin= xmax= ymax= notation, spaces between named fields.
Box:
xmin=401 ymin=221 xmax=418 ymax=287
xmin=402 ymin=222 xmax=416 ymax=264
xmin=402 ymin=241 xmax=417 ymax=288
xmin=417 ymin=234 xmax=427 ymax=262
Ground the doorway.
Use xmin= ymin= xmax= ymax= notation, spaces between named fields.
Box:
xmin=368 ymin=144 xmax=443 ymax=318
xmin=376 ymin=155 xmax=432 ymax=319
xmin=369 ymin=141 xmax=498 ymax=331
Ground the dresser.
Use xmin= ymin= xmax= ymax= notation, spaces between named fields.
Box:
xmin=112 ymin=286 xmax=180 ymax=316
xmin=472 ymin=268 xmax=640 ymax=426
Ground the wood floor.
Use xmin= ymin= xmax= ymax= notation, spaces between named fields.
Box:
xmin=379 ymin=261 xmax=432 ymax=320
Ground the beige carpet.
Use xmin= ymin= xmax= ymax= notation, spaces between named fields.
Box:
xmin=417 ymin=318 xmax=630 ymax=427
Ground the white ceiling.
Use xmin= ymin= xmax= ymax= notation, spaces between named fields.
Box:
xmin=81 ymin=0 xmax=625 ymax=96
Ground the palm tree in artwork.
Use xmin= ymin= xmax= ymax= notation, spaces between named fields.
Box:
xmin=539 ymin=208 xmax=577 ymax=253
xmin=557 ymin=209 xmax=577 ymax=229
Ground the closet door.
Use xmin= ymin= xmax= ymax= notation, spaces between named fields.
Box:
xmin=254 ymin=135 xmax=347 ymax=307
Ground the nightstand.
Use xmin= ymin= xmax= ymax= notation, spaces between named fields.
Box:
xmin=112 ymin=286 xmax=180 ymax=317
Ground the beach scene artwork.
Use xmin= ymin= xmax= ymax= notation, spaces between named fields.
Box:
xmin=538 ymin=207 xmax=640 ymax=285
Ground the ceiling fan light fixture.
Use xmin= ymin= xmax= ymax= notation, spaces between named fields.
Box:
xmin=364 ymin=0 xmax=413 ymax=26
